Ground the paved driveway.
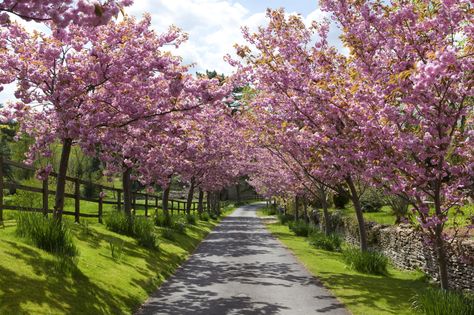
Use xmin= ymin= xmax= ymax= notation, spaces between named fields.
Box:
xmin=136 ymin=203 xmax=348 ymax=315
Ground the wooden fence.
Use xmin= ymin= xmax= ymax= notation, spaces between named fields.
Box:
xmin=0 ymin=157 xmax=205 ymax=223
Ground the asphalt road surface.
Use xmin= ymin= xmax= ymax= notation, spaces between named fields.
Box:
xmin=136 ymin=203 xmax=348 ymax=315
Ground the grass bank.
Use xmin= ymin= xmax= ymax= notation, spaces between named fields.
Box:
xmin=261 ymin=212 xmax=428 ymax=315
xmin=0 ymin=207 xmax=235 ymax=314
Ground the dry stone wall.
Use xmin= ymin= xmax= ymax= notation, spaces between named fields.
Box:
xmin=335 ymin=218 xmax=474 ymax=291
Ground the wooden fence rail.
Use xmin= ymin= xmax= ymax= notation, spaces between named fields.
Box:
xmin=0 ymin=157 xmax=205 ymax=223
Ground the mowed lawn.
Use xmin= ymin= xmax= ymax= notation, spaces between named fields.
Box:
xmin=0 ymin=212 xmax=227 ymax=315
xmin=265 ymin=222 xmax=429 ymax=315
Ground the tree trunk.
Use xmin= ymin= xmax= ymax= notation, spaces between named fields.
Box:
xmin=434 ymin=189 xmax=449 ymax=290
xmin=186 ymin=177 xmax=195 ymax=215
xmin=122 ymin=167 xmax=132 ymax=218
xmin=320 ymin=192 xmax=331 ymax=236
xmin=294 ymin=195 xmax=299 ymax=221
xmin=303 ymin=197 xmax=308 ymax=223
xmin=236 ymin=182 xmax=241 ymax=203
xmin=346 ymin=176 xmax=368 ymax=252
xmin=162 ymin=184 xmax=171 ymax=219
xmin=197 ymin=189 xmax=204 ymax=215
xmin=53 ymin=138 xmax=73 ymax=221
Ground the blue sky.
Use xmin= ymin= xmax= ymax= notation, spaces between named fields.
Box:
xmin=1 ymin=0 xmax=337 ymax=105
xmin=238 ymin=0 xmax=317 ymax=15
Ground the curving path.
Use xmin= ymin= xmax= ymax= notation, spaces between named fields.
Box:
xmin=136 ymin=203 xmax=348 ymax=315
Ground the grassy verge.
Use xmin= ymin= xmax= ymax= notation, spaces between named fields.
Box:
xmin=335 ymin=204 xmax=473 ymax=228
xmin=0 ymin=208 xmax=235 ymax=314
xmin=261 ymin=212 xmax=428 ymax=315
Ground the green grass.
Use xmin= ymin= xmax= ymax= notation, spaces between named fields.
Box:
xmin=265 ymin=221 xmax=428 ymax=315
xmin=0 ymin=206 xmax=235 ymax=314
xmin=335 ymin=204 xmax=473 ymax=228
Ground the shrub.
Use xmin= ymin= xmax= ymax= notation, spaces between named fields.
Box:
xmin=308 ymin=230 xmax=342 ymax=252
xmin=360 ymin=189 xmax=385 ymax=213
xmin=161 ymin=228 xmax=175 ymax=241
xmin=342 ymin=247 xmax=389 ymax=275
xmin=288 ymin=220 xmax=310 ymax=237
xmin=106 ymin=212 xmax=157 ymax=249
xmin=262 ymin=206 xmax=277 ymax=216
xmin=411 ymin=288 xmax=474 ymax=315
xmin=186 ymin=214 xmax=197 ymax=225
xmin=209 ymin=213 xmax=218 ymax=220
xmin=172 ymin=217 xmax=187 ymax=234
xmin=105 ymin=212 xmax=134 ymax=236
xmin=154 ymin=212 xmax=173 ymax=228
xmin=333 ymin=190 xmax=350 ymax=209
xmin=108 ymin=239 xmax=124 ymax=261
xmin=16 ymin=212 xmax=77 ymax=257
xmin=277 ymin=213 xmax=293 ymax=225
xmin=199 ymin=212 xmax=210 ymax=221
xmin=134 ymin=217 xmax=158 ymax=249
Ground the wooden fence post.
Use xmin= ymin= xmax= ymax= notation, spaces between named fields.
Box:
xmin=0 ymin=156 xmax=3 ymax=223
xmin=42 ymin=176 xmax=48 ymax=216
xmin=74 ymin=178 xmax=80 ymax=223
xmin=145 ymin=194 xmax=148 ymax=217
xmin=171 ymin=200 xmax=174 ymax=214
xmin=155 ymin=196 xmax=158 ymax=210
xmin=117 ymin=190 xmax=121 ymax=211
xmin=98 ymin=195 xmax=103 ymax=224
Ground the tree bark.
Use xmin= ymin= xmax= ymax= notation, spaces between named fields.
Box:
xmin=162 ymin=185 xmax=171 ymax=218
xmin=206 ymin=191 xmax=211 ymax=213
xmin=53 ymin=138 xmax=73 ymax=221
xmin=186 ymin=177 xmax=195 ymax=215
xmin=346 ymin=176 xmax=368 ymax=252
xmin=434 ymin=188 xmax=449 ymax=290
xmin=197 ymin=189 xmax=204 ymax=215
xmin=294 ymin=195 xmax=299 ymax=221
xmin=122 ymin=167 xmax=132 ymax=218
xmin=320 ymin=191 xmax=331 ymax=236
xmin=235 ymin=182 xmax=241 ymax=203
xmin=303 ymin=197 xmax=308 ymax=223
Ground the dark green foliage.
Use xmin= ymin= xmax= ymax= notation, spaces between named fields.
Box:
xmin=333 ymin=191 xmax=350 ymax=209
xmin=209 ymin=213 xmax=218 ymax=220
xmin=277 ymin=213 xmax=293 ymax=225
xmin=134 ymin=217 xmax=158 ymax=249
xmin=108 ymin=239 xmax=124 ymax=261
xmin=199 ymin=212 xmax=210 ymax=221
xmin=360 ymin=189 xmax=385 ymax=213
xmin=154 ymin=212 xmax=173 ymax=228
xmin=105 ymin=212 xmax=134 ymax=236
xmin=186 ymin=214 xmax=197 ymax=225
xmin=16 ymin=212 xmax=77 ymax=257
xmin=308 ymin=230 xmax=343 ymax=252
xmin=411 ymin=288 xmax=474 ymax=315
xmin=288 ymin=220 xmax=310 ymax=237
xmin=172 ymin=216 xmax=187 ymax=234
xmin=262 ymin=206 xmax=277 ymax=216
xmin=105 ymin=212 xmax=157 ymax=249
xmin=342 ymin=247 xmax=389 ymax=275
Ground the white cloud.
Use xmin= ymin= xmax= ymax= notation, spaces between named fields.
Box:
xmin=127 ymin=0 xmax=267 ymax=74
xmin=0 ymin=1 xmax=347 ymax=104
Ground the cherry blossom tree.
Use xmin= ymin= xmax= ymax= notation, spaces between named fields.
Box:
xmin=231 ymin=9 xmax=374 ymax=248
xmin=1 ymin=15 xmax=188 ymax=220
xmin=320 ymin=0 xmax=474 ymax=289
xmin=0 ymin=0 xmax=133 ymax=26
